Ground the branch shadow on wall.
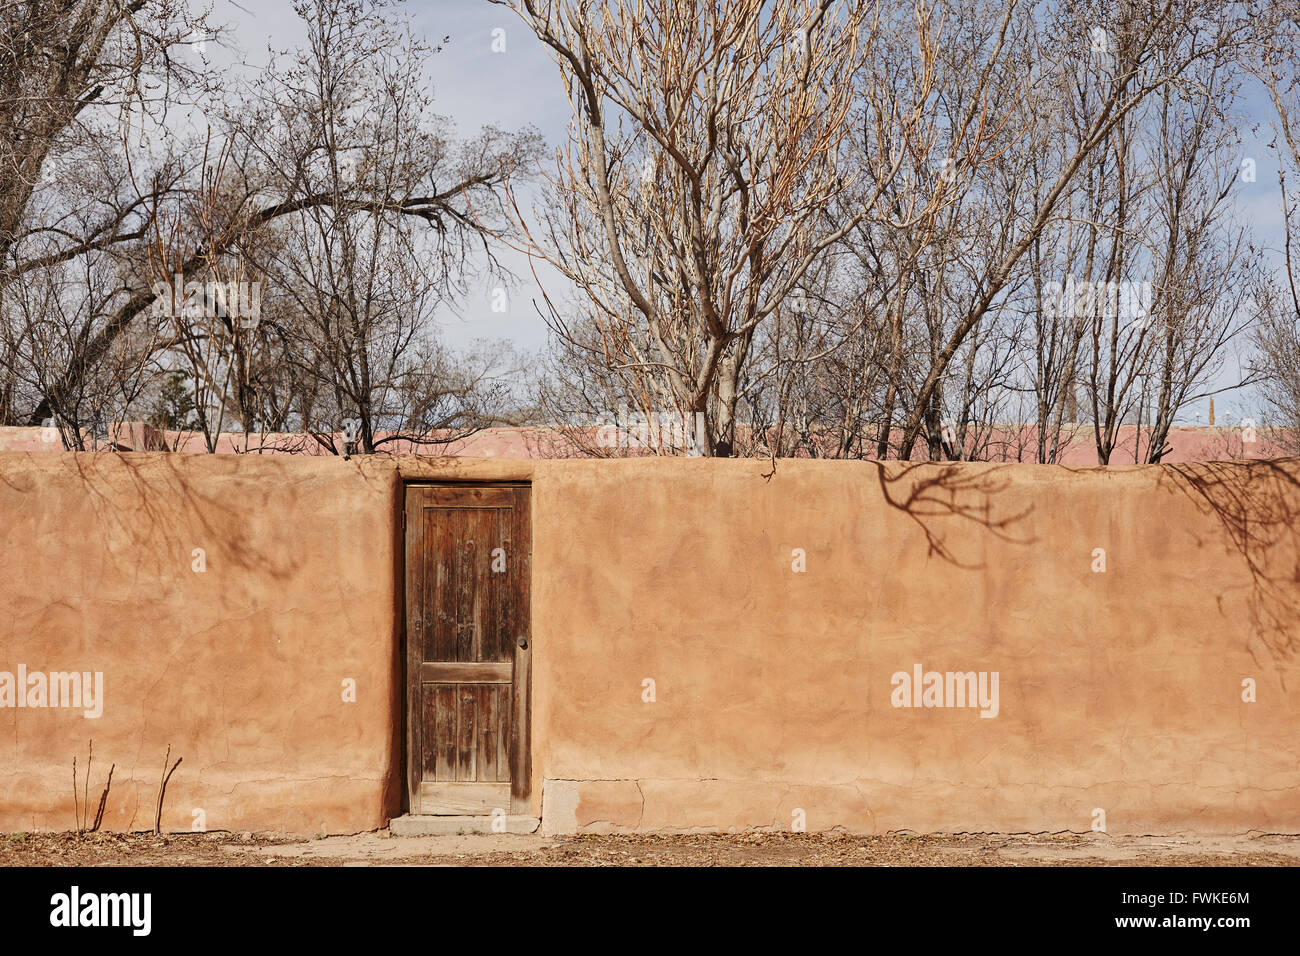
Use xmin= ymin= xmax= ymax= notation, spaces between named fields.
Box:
xmin=65 ymin=452 xmax=301 ymax=582
xmin=867 ymin=461 xmax=1036 ymax=569
xmin=1157 ymin=459 xmax=1300 ymax=668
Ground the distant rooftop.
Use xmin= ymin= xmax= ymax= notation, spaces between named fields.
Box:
xmin=0 ymin=423 xmax=1291 ymax=463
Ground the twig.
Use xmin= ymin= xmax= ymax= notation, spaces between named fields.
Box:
xmin=91 ymin=765 xmax=115 ymax=832
xmin=83 ymin=740 xmax=91 ymax=835
xmin=153 ymin=745 xmax=182 ymax=835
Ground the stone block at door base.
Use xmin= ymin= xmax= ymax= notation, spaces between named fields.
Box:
xmin=542 ymin=779 xmax=645 ymax=834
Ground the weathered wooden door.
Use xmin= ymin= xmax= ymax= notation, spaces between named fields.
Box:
xmin=404 ymin=484 xmax=531 ymax=814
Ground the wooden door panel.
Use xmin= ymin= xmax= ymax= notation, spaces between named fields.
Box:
xmin=405 ymin=484 xmax=531 ymax=814
xmin=423 ymin=507 xmax=515 ymax=663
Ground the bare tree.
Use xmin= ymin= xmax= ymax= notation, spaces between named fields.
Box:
xmin=2 ymin=0 xmax=537 ymax=447
xmin=885 ymin=0 xmax=1255 ymax=460
xmin=1252 ymin=3 xmax=1300 ymax=453
xmin=0 ymin=1 xmax=219 ymax=431
xmin=227 ymin=0 xmax=539 ymax=454
xmin=1135 ymin=63 xmax=1259 ymax=463
xmin=495 ymin=0 xmax=944 ymax=456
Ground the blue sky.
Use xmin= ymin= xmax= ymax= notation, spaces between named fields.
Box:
xmin=209 ymin=0 xmax=1289 ymax=421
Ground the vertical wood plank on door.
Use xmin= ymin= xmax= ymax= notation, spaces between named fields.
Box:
xmin=419 ymin=687 xmax=437 ymax=780
xmin=476 ymin=684 xmax=497 ymax=782
xmin=495 ymin=685 xmax=511 ymax=782
xmin=510 ymin=637 xmax=531 ymax=809
xmin=509 ymin=487 xmax=532 ymax=810
xmin=404 ymin=487 xmax=426 ymax=811
xmin=427 ymin=510 xmax=456 ymax=661
xmin=433 ymin=684 xmax=456 ymax=779
xmin=456 ymin=684 xmax=477 ymax=781
xmin=492 ymin=510 xmax=504 ymax=664
xmin=455 ymin=512 xmax=474 ymax=662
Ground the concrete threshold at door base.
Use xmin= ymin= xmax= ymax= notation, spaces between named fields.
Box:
xmin=389 ymin=814 xmax=541 ymax=836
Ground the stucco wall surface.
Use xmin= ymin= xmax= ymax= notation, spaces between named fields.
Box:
xmin=0 ymin=453 xmax=401 ymax=835
xmin=1 ymin=452 xmax=1297 ymax=835
xmin=530 ymin=458 xmax=1300 ymax=835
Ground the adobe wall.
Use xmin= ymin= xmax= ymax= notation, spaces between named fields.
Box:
xmin=0 ymin=453 xmax=404 ymax=835
xmin=1 ymin=452 xmax=1297 ymax=835
xmin=531 ymin=458 xmax=1300 ymax=835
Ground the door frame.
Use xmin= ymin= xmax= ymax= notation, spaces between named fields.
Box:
xmin=400 ymin=481 xmax=533 ymax=815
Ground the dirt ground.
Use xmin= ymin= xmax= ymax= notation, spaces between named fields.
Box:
xmin=2 ymin=829 xmax=1298 ymax=866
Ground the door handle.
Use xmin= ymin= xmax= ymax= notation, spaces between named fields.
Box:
xmin=516 ymin=636 xmax=529 ymax=650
